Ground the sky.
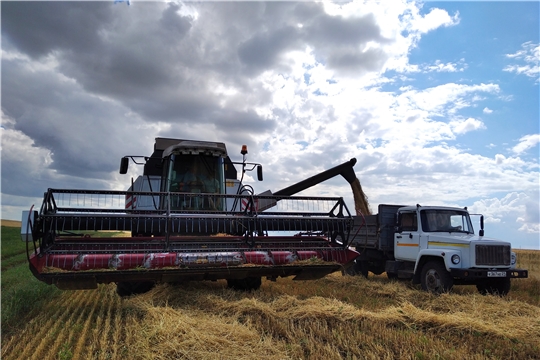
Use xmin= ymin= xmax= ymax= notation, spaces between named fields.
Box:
xmin=1 ymin=1 xmax=539 ymax=249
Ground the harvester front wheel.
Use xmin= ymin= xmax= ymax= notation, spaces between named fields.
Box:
xmin=342 ymin=260 xmax=368 ymax=278
xmin=227 ymin=277 xmax=262 ymax=291
xmin=116 ymin=281 xmax=155 ymax=297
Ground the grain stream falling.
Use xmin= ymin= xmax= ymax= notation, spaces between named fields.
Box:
xmin=350 ymin=178 xmax=371 ymax=216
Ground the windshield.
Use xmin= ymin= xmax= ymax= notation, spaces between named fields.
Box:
xmin=420 ymin=209 xmax=474 ymax=233
xmin=162 ymin=154 xmax=225 ymax=211
xmin=165 ymin=154 xmax=224 ymax=194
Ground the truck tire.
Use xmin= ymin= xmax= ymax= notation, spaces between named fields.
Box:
xmin=476 ymin=278 xmax=511 ymax=296
xmin=420 ymin=261 xmax=453 ymax=294
xmin=227 ymin=277 xmax=262 ymax=291
xmin=116 ymin=281 xmax=155 ymax=297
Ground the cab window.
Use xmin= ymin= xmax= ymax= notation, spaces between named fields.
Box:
xmin=400 ymin=212 xmax=418 ymax=231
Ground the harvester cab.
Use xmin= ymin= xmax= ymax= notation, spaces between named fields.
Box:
xmin=22 ymin=137 xmax=360 ymax=296
xmin=120 ymin=138 xmax=262 ymax=214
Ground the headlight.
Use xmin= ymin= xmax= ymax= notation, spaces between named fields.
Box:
xmin=451 ymin=254 xmax=460 ymax=265
xmin=511 ymin=252 xmax=517 ymax=265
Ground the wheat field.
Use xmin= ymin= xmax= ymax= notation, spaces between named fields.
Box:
xmin=2 ymin=221 xmax=539 ymax=360
xmin=2 ymin=270 xmax=539 ymax=360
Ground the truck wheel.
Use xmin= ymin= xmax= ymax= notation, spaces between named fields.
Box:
xmin=420 ymin=261 xmax=453 ymax=294
xmin=476 ymin=278 xmax=510 ymax=296
xmin=227 ymin=277 xmax=262 ymax=291
xmin=116 ymin=281 xmax=155 ymax=297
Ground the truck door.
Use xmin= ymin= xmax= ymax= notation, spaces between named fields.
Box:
xmin=395 ymin=211 xmax=420 ymax=261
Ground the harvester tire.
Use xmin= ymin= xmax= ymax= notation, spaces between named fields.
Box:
xmin=342 ymin=260 xmax=368 ymax=278
xmin=358 ymin=260 xmax=369 ymax=278
xmin=116 ymin=281 xmax=155 ymax=297
xmin=227 ymin=277 xmax=262 ymax=291
xmin=342 ymin=260 xmax=359 ymax=276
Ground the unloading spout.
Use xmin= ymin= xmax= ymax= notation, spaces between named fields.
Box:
xmin=273 ymin=158 xmax=358 ymax=197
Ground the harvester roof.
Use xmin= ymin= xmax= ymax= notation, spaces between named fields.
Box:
xmin=158 ymin=138 xmax=228 ymax=158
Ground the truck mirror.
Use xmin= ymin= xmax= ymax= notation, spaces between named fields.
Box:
xmin=395 ymin=226 xmax=403 ymax=234
xmin=119 ymin=157 xmax=129 ymax=174
xmin=479 ymin=215 xmax=484 ymax=236
xmin=257 ymin=165 xmax=263 ymax=181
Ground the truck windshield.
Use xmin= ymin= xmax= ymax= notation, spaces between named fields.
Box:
xmin=420 ymin=209 xmax=474 ymax=233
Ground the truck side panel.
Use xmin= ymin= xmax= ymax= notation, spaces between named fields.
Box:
xmin=349 ymin=215 xmax=379 ymax=250
xmin=377 ymin=204 xmax=405 ymax=251
xmin=349 ymin=204 xmax=406 ymax=251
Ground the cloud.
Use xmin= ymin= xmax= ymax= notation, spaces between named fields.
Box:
xmin=1 ymin=52 xmax=157 ymax=181
xmin=394 ymin=83 xmax=499 ymax=119
xmin=495 ymin=154 xmax=506 ymax=165
xmin=512 ymin=134 xmax=540 ymax=155
xmin=503 ymin=41 xmax=540 ymax=82
xmin=449 ymin=117 xmax=485 ymax=135
xmin=470 ymin=192 xmax=539 ymax=235
xmin=1 ymin=2 xmax=113 ymax=59
xmin=423 ymin=59 xmax=467 ymax=73
xmin=517 ymin=198 xmax=540 ymax=234
xmin=410 ymin=7 xmax=460 ymax=34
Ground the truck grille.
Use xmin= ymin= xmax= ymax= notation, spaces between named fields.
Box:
xmin=475 ymin=245 xmax=511 ymax=266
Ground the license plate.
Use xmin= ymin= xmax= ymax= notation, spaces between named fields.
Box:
xmin=488 ymin=271 xmax=506 ymax=277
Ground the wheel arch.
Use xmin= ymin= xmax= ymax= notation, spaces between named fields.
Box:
xmin=413 ymin=253 xmax=445 ymax=284
xmin=414 ymin=249 xmax=462 ymax=273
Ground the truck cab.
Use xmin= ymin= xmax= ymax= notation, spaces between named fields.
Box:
xmin=348 ymin=204 xmax=528 ymax=295
xmin=392 ymin=205 xmax=528 ymax=294
xmin=394 ymin=206 xmax=474 ymax=262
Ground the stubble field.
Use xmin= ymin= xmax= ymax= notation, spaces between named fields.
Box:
xmin=1 ymin=223 xmax=539 ymax=360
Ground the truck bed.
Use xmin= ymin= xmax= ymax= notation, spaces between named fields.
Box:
xmin=348 ymin=204 xmax=406 ymax=251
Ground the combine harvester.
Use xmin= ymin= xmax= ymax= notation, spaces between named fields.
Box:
xmin=22 ymin=138 xmax=360 ymax=296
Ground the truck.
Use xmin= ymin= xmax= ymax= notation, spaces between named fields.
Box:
xmin=346 ymin=204 xmax=528 ymax=295
xmin=22 ymin=138 xmax=361 ymax=296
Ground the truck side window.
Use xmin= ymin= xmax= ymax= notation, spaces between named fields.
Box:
xmin=401 ymin=212 xmax=417 ymax=232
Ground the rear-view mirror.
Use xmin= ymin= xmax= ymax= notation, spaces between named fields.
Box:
xmin=119 ymin=157 xmax=129 ymax=174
